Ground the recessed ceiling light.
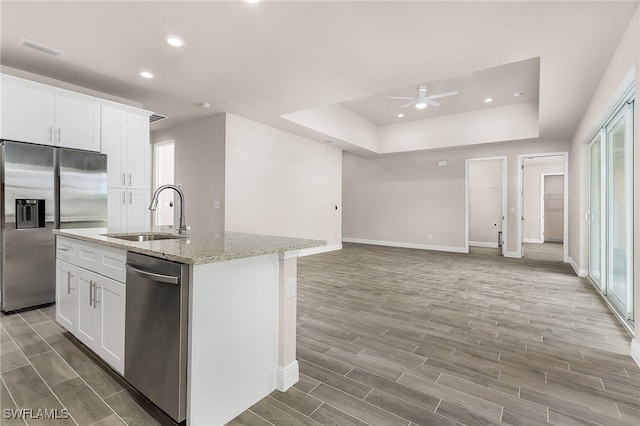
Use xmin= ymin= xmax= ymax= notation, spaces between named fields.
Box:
xmin=200 ymin=102 xmax=211 ymax=109
xmin=484 ymin=98 xmax=493 ymax=103
xmin=166 ymin=35 xmax=185 ymax=47
xmin=397 ymin=113 xmax=404 ymax=118
xmin=415 ymin=101 xmax=427 ymax=109
xmin=513 ymin=91 xmax=523 ymax=97
xmin=140 ymin=71 xmax=154 ymax=79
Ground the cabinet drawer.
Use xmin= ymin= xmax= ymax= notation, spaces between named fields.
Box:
xmin=56 ymin=236 xmax=78 ymax=264
xmin=76 ymin=240 xmax=100 ymax=272
xmin=99 ymin=246 xmax=126 ymax=283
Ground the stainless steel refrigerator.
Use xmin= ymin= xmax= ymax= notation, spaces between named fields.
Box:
xmin=1 ymin=140 xmax=107 ymax=312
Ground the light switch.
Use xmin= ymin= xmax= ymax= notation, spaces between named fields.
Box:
xmin=286 ymin=278 xmax=296 ymax=299
xmin=213 ymin=201 xmax=221 ymax=209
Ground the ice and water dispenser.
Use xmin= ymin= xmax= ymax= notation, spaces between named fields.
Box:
xmin=15 ymin=199 xmax=45 ymax=229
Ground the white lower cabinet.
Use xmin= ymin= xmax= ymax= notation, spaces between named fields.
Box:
xmin=55 ymin=236 xmax=126 ymax=375
xmin=55 ymin=260 xmax=78 ymax=333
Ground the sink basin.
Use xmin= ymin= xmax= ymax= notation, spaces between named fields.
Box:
xmin=104 ymin=233 xmax=184 ymax=242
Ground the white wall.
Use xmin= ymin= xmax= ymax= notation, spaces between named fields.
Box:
xmin=569 ymin=8 xmax=639 ymax=344
xmin=152 ymin=114 xmax=226 ymax=230
xmin=378 ymin=102 xmax=539 ymax=153
xmin=225 ymin=113 xmax=342 ymax=247
xmin=522 ymin=156 xmax=564 ymax=243
xmin=468 ymin=159 xmax=503 ymax=246
xmin=343 ymin=139 xmax=569 ymax=255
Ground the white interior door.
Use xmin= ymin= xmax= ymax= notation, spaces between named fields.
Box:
xmin=153 ymin=141 xmax=175 ymax=226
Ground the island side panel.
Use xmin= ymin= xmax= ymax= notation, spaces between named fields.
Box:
xmin=188 ymin=254 xmax=279 ymax=426
xmin=277 ymin=251 xmax=300 ymax=390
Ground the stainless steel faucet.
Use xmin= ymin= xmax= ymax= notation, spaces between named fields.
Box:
xmin=149 ymin=184 xmax=189 ymax=235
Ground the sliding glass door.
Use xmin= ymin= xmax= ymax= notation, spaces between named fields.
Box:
xmin=606 ymin=106 xmax=634 ymax=316
xmin=588 ymin=134 xmax=603 ymax=288
xmin=588 ymin=96 xmax=634 ymax=323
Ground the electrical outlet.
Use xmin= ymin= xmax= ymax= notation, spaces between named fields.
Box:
xmin=286 ymin=278 xmax=296 ymax=299
xmin=213 ymin=201 xmax=221 ymax=209
xmin=428 ymin=234 xmax=433 ymax=240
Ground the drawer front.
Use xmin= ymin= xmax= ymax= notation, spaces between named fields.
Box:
xmin=99 ymin=246 xmax=126 ymax=283
xmin=76 ymin=240 xmax=100 ymax=272
xmin=56 ymin=236 xmax=78 ymax=264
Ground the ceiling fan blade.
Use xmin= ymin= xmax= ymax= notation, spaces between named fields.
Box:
xmin=388 ymin=96 xmax=416 ymax=100
xmin=426 ymin=100 xmax=442 ymax=107
xmin=427 ymin=90 xmax=458 ymax=100
xmin=400 ymin=100 xmax=417 ymax=108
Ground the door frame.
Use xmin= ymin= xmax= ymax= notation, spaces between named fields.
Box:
xmin=517 ymin=152 xmax=569 ymax=262
xmin=539 ymin=172 xmax=564 ymax=243
xmin=464 ymin=156 xmax=507 ymax=256
xmin=153 ymin=139 xmax=175 ymax=226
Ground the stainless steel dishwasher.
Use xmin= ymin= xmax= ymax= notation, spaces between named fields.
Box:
xmin=125 ymin=252 xmax=189 ymax=423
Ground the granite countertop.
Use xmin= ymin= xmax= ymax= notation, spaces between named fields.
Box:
xmin=53 ymin=227 xmax=326 ymax=265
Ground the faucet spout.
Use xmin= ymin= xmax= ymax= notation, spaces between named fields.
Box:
xmin=149 ymin=184 xmax=188 ymax=234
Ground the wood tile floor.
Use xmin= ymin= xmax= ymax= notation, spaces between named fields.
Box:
xmin=1 ymin=242 xmax=638 ymax=425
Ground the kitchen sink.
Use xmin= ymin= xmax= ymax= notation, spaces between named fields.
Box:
xmin=104 ymin=233 xmax=184 ymax=242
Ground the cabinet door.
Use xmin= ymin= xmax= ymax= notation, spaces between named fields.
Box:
xmin=55 ymin=95 xmax=100 ymax=152
xmin=76 ymin=268 xmax=100 ymax=349
xmin=101 ymin=107 xmax=126 ymax=187
xmin=55 ymin=260 xmax=78 ymax=333
xmin=1 ymin=82 xmax=55 ymax=145
xmin=126 ymin=189 xmax=150 ymax=228
xmin=126 ymin=113 xmax=150 ymax=189
xmin=107 ymin=188 xmax=126 ymax=229
xmin=96 ymin=277 xmax=126 ymax=374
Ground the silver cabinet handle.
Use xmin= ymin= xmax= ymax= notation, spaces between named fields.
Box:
xmin=129 ymin=192 xmax=133 ymax=204
xmin=67 ymin=271 xmax=74 ymax=294
xmin=49 ymin=126 xmax=53 ymax=143
xmin=93 ymin=283 xmax=99 ymax=309
xmin=57 ymin=128 xmax=61 ymax=144
xmin=57 ymin=247 xmax=69 ymax=252
xmin=122 ymin=191 xmax=126 ymax=204
xmin=126 ymin=264 xmax=180 ymax=284
xmin=122 ymin=173 xmax=126 ymax=186
xmin=88 ymin=280 xmax=94 ymax=306
xmin=128 ymin=172 xmax=132 ymax=186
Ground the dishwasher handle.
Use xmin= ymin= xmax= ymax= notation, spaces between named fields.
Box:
xmin=126 ymin=264 xmax=180 ymax=285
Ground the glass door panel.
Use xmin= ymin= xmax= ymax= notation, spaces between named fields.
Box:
xmin=588 ymin=136 xmax=602 ymax=287
xmin=605 ymin=106 xmax=633 ymax=317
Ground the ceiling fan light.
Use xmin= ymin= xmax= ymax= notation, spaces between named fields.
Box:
xmin=415 ymin=102 xmax=428 ymax=109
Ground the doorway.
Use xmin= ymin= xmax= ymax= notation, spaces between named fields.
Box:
xmin=465 ymin=157 xmax=506 ymax=256
xmin=153 ymin=140 xmax=175 ymax=226
xmin=517 ymin=153 xmax=568 ymax=262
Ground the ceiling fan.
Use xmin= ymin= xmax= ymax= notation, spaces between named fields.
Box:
xmin=389 ymin=85 xmax=458 ymax=109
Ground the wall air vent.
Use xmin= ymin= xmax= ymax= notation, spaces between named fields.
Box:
xmin=19 ymin=39 xmax=65 ymax=56
xmin=149 ymin=114 xmax=168 ymax=124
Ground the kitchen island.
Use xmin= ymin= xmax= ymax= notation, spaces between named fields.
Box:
xmin=53 ymin=227 xmax=325 ymax=426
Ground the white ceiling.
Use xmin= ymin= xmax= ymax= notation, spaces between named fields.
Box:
xmin=1 ymin=1 xmax=637 ymax=149
xmin=341 ymin=58 xmax=540 ymax=126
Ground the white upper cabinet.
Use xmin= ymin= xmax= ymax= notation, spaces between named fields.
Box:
xmin=102 ymin=107 xmax=127 ymax=187
xmin=55 ymin=94 xmax=101 ymax=151
xmin=1 ymin=76 xmax=101 ymax=151
xmin=1 ymin=82 xmax=55 ymax=145
xmin=126 ymin=113 xmax=150 ymax=189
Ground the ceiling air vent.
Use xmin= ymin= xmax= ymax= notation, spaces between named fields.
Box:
xmin=19 ymin=39 xmax=65 ymax=56
xmin=149 ymin=114 xmax=168 ymax=124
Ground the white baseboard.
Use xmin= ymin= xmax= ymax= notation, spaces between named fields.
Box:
xmin=631 ymin=339 xmax=640 ymax=369
xmin=503 ymin=251 xmax=521 ymax=258
xmin=524 ymin=238 xmax=544 ymax=244
xmin=568 ymin=256 xmax=587 ymax=277
xmin=469 ymin=241 xmax=499 ymax=248
xmin=298 ymin=244 xmax=342 ymax=257
xmin=275 ymin=361 xmax=299 ymax=392
xmin=342 ymin=238 xmax=467 ymax=254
